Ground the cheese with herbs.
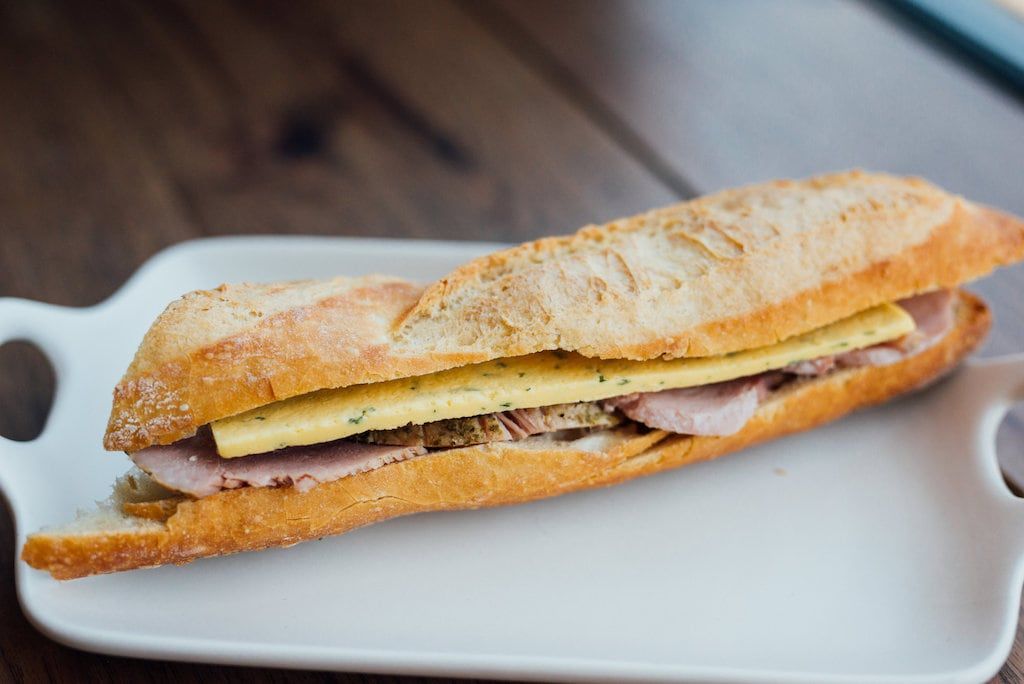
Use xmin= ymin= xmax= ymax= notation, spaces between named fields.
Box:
xmin=211 ymin=303 xmax=913 ymax=457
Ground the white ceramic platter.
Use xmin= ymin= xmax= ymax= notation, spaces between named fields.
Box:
xmin=2 ymin=236 xmax=1024 ymax=683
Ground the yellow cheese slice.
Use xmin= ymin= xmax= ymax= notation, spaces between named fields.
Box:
xmin=212 ymin=303 xmax=914 ymax=457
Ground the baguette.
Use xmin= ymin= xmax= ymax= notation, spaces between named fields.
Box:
xmin=105 ymin=171 xmax=1024 ymax=453
xmin=23 ymin=290 xmax=990 ymax=579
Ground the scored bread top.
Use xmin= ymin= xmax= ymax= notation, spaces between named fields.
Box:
xmin=399 ymin=171 xmax=1023 ymax=359
xmin=105 ymin=171 xmax=1024 ymax=452
xmin=105 ymin=276 xmax=443 ymax=453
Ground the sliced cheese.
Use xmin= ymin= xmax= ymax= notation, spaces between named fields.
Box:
xmin=212 ymin=302 xmax=914 ymax=457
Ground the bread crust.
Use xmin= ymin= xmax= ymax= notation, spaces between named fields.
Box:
xmin=104 ymin=172 xmax=1024 ymax=452
xmin=25 ymin=291 xmax=990 ymax=579
xmin=400 ymin=175 xmax=1019 ymax=362
xmin=104 ymin=276 xmax=440 ymax=452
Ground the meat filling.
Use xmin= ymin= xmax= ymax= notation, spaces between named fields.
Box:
xmin=131 ymin=432 xmax=425 ymax=498
xmin=356 ymin=402 xmax=622 ymax=447
xmin=128 ymin=290 xmax=955 ymax=498
xmin=604 ymin=373 xmax=786 ymax=437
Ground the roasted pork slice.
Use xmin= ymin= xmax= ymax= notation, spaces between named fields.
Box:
xmin=357 ymin=401 xmax=621 ymax=447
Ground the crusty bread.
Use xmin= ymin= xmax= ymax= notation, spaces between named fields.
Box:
xmin=104 ymin=276 xmax=435 ymax=452
xmin=399 ymin=172 xmax=1019 ymax=360
xmin=104 ymin=171 xmax=1024 ymax=453
xmin=24 ymin=290 xmax=990 ymax=579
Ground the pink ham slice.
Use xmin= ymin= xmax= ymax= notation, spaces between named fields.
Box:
xmin=130 ymin=431 xmax=425 ymax=498
xmin=837 ymin=289 xmax=954 ymax=369
xmin=606 ymin=290 xmax=955 ymax=436
xmin=604 ymin=374 xmax=783 ymax=437
xmin=897 ymin=289 xmax=956 ymax=346
xmin=786 ymin=290 xmax=954 ymax=372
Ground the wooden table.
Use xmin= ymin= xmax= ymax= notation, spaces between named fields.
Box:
xmin=2 ymin=1 xmax=1022 ymax=681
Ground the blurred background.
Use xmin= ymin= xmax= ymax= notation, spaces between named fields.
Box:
xmin=1 ymin=0 xmax=1024 ymax=681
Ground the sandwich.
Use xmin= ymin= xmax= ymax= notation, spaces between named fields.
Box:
xmin=22 ymin=170 xmax=1024 ymax=579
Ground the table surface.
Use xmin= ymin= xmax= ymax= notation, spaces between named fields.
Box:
xmin=1 ymin=0 xmax=1023 ymax=681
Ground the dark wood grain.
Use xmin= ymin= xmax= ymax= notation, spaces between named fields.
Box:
xmin=1 ymin=0 xmax=1023 ymax=681
xmin=0 ymin=0 xmax=670 ymax=681
xmin=57 ymin=0 xmax=672 ymax=244
xmin=487 ymin=0 xmax=1024 ymax=209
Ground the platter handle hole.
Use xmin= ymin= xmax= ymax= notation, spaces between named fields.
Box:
xmin=998 ymin=403 xmax=1024 ymax=497
xmin=0 ymin=341 xmax=55 ymax=442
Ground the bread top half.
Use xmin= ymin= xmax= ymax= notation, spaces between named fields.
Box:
xmin=105 ymin=171 xmax=1024 ymax=452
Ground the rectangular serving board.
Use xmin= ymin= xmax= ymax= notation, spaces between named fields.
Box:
xmin=2 ymin=236 xmax=1024 ymax=683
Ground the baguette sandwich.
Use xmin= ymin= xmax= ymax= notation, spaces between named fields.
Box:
xmin=22 ymin=171 xmax=1024 ymax=579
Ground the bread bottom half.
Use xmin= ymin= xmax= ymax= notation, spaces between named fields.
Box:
xmin=22 ymin=290 xmax=991 ymax=579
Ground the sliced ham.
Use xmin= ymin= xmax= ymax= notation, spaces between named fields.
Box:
xmin=838 ymin=289 xmax=955 ymax=369
xmin=834 ymin=345 xmax=906 ymax=368
xmin=130 ymin=431 xmax=425 ymax=498
xmin=605 ymin=290 xmax=955 ymax=436
xmin=604 ymin=375 xmax=776 ymax=437
xmin=898 ymin=289 xmax=955 ymax=346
